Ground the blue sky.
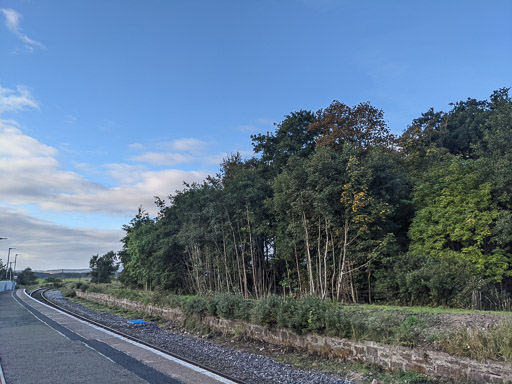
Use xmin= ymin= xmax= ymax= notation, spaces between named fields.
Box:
xmin=1 ymin=0 xmax=511 ymax=270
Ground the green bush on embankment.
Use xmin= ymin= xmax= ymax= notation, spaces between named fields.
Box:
xmin=71 ymin=282 xmax=512 ymax=363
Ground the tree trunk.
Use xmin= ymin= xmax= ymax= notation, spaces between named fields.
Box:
xmin=302 ymin=210 xmax=315 ymax=295
xmin=294 ymin=242 xmax=303 ymax=295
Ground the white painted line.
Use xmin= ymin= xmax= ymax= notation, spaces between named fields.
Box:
xmin=22 ymin=290 xmax=236 ymax=384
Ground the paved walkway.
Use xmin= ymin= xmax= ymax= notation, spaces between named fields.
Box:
xmin=0 ymin=290 xmax=232 ymax=384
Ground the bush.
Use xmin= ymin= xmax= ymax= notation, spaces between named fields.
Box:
xmin=79 ymin=283 xmax=89 ymax=292
xmin=395 ymin=315 xmax=426 ymax=346
xmin=251 ymin=295 xmax=281 ymax=326
xmin=375 ymin=253 xmax=480 ymax=308
xmin=45 ymin=278 xmax=63 ymax=288
xmin=61 ymin=287 xmax=76 ymax=298
xmin=276 ymin=296 xmax=298 ymax=329
xmin=184 ymin=296 xmax=208 ymax=317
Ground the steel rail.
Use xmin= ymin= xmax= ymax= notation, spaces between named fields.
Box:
xmin=29 ymin=288 xmax=247 ymax=384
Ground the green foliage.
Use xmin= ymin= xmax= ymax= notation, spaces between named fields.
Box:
xmin=251 ymin=295 xmax=281 ymax=326
xmin=410 ymin=157 xmax=508 ymax=281
xmin=375 ymin=253 xmax=479 ymax=307
xmin=115 ymin=88 xmax=512 ymax=310
xmin=437 ymin=322 xmax=512 ymax=363
xmin=61 ymin=287 xmax=76 ymax=298
xmin=18 ymin=267 xmax=38 ymax=285
xmin=45 ymin=277 xmax=63 ymax=288
xmin=184 ymin=296 xmax=208 ymax=317
xmin=89 ymin=251 xmax=118 ymax=284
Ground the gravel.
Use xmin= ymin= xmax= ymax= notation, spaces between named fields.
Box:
xmin=45 ymin=290 xmax=351 ymax=384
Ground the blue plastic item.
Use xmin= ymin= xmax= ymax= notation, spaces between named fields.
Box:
xmin=128 ymin=319 xmax=147 ymax=324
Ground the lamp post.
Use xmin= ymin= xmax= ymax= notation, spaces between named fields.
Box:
xmin=5 ymin=247 xmax=15 ymax=279
xmin=9 ymin=262 xmax=15 ymax=281
xmin=14 ymin=254 xmax=19 ymax=279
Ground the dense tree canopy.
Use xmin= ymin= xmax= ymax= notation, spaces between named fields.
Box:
xmin=90 ymin=251 xmax=118 ymax=284
xmin=18 ymin=267 xmax=38 ymax=285
xmin=117 ymin=89 xmax=512 ymax=310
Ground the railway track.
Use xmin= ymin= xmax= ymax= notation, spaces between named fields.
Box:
xmin=29 ymin=288 xmax=246 ymax=384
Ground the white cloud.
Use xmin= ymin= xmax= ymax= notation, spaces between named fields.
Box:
xmin=1 ymin=8 xmax=45 ymax=51
xmin=0 ymin=85 xmax=39 ymax=114
xmin=130 ymin=152 xmax=195 ymax=166
xmin=103 ymin=163 xmax=147 ymax=184
xmin=236 ymin=124 xmax=257 ymax=132
xmin=0 ymin=205 xmax=122 ymax=270
xmin=0 ymin=121 xmax=208 ymax=216
xmin=169 ymin=138 xmax=211 ymax=154
xmin=128 ymin=143 xmax=145 ymax=150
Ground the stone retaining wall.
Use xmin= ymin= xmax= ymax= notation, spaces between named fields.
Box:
xmin=75 ymin=291 xmax=512 ymax=383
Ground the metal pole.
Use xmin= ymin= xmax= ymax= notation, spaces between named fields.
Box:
xmin=5 ymin=248 xmax=15 ymax=279
xmin=14 ymin=254 xmax=19 ymax=278
xmin=9 ymin=262 xmax=14 ymax=281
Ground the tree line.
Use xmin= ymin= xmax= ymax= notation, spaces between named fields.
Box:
xmin=115 ymin=88 xmax=512 ymax=310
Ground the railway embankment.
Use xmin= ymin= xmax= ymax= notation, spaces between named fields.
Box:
xmin=74 ymin=290 xmax=512 ymax=383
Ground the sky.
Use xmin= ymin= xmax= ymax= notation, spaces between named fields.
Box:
xmin=0 ymin=0 xmax=511 ymax=271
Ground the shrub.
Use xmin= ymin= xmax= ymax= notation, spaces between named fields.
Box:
xmin=289 ymin=296 xmax=330 ymax=334
xmin=61 ymin=287 xmax=76 ymax=298
xmin=184 ymin=296 xmax=208 ymax=317
xmin=251 ymin=295 xmax=281 ymax=326
xmin=80 ymin=283 xmax=89 ymax=292
xmin=211 ymin=293 xmax=251 ymax=320
xmin=276 ymin=296 xmax=298 ymax=329
xmin=45 ymin=277 xmax=63 ymax=288
xmin=325 ymin=305 xmax=348 ymax=338
xmin=395 ymin=315 xmax=426 ymax=346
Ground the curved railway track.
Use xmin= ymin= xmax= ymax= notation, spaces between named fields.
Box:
xmin=29 ymin=288 xmax=247 ymax=384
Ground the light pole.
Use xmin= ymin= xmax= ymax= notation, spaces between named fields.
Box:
xmin=14 ymin=254 xmax=19 ymax=278
xmin=9 ymin=262 xmax=15 ymax=281
xmin=5 ymin=247 xmax=15 ymax=279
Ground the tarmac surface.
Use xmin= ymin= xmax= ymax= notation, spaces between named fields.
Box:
xmin=0 ymin=290 xmax=234 ymax=384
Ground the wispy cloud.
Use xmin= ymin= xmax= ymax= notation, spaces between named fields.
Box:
xmin=0 ymin=205 xmax=123 ymax=270
xmin=0 ymin=121 xmax=208 ymax=216
xmin=128 ymin=143 xmax=145 ymax=150
xmin=0 ymin=85 xmax=39 ymax=114
xmin=63 ymin=114 xmax=77 ymax=124
xmin=236 ymin=117 xmax=276 ymax=133
xmin=168 ymin=138 xmax=211 ymax=154
xmin=128 ymin=138 xmax=214 ymax=166
xmin=1 ymin=8 xmax=45 ymax=52
xmin=131 ymin=152 xmax=194 ymax=166
xmin=103 ymin=163 xmax=147 ymax=184
xmin=236 ymin=124 xmax=257 ymax=132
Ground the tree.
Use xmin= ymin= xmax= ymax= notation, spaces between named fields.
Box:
xmin=251 ymin=110 xmax=317 ymax=174
xmin=308 ymin=101 xmax=395 ymax=152
xmin=409 ymin=156 xmax=508 ymax=281
xmin=89 ymin=251 xmax=118 ymax=283
xmin=18 ymin=267 xmax=38 ymax=285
